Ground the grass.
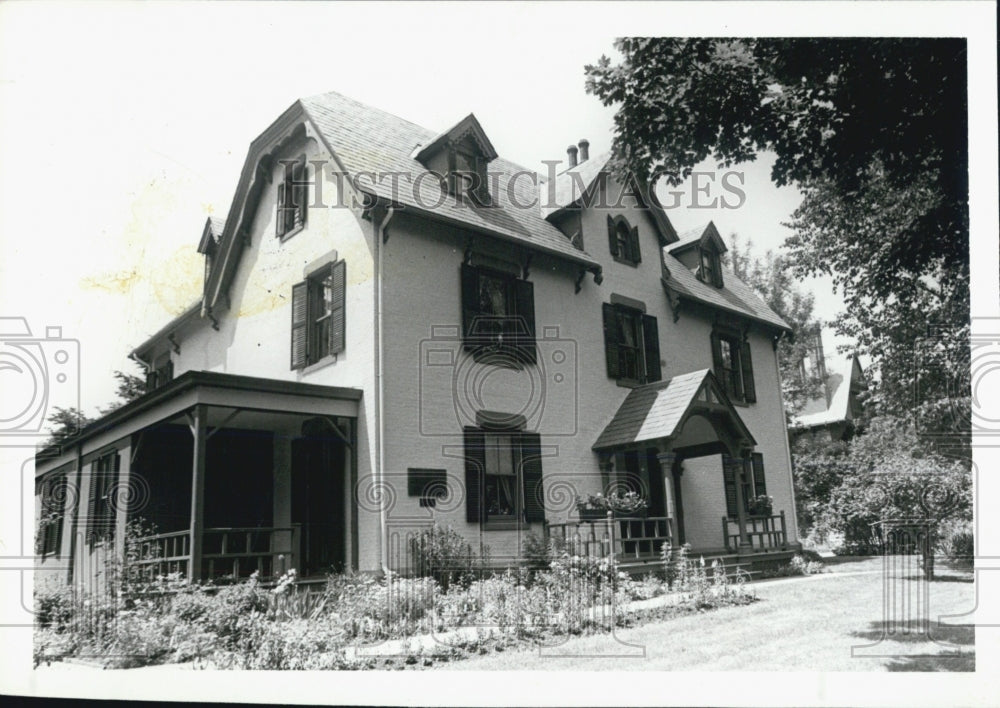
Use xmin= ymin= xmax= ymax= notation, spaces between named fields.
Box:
xmin=447 ymin=558 xmax=975 ymax=671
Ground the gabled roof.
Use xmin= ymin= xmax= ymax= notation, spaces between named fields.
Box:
xmin=413 ymin=113 xmax=498 ymax=163
xmin=593 ymin=369 xmax=756 ymax=451
xmin=197 ymin=216 xmax=226 ymax=255
xmin=668 ymin=221 xmax=727 ymax=255
xmin=300 ymin=91 xmax=599 ymax=270
xmin=661 ymin=251 xmax=791 ymax=333
xmin=539 ymin=151 xmax=678 ymax=245
xmin=791 ymin=354 xmax=867 ymax=429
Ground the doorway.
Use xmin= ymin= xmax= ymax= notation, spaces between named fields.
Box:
xmin=291 ymin=422 xmax=346 ymax=576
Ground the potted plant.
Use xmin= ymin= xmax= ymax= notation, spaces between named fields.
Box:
xmin=747 ymin=494 xmax=774 ymax=517
xmin=576 ymin=490 xmax=649 ymax=519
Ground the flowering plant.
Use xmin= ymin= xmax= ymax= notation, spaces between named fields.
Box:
xmin=747 ymin=494 xmax=774 ymax=516
xmin=577 ymin=490 xmax=649 ymax=515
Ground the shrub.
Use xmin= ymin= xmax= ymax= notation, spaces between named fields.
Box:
xmin=939 ymin=522 xmax=974 ymax=565
xmin=409 ymin=524 xmax=487 ymax=591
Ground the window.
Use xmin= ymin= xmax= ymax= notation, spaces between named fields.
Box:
xmin=461 ymin=263 xmax=536 ymax=365
xmin=607 ymin=215 xmax=640 ymax=265
xmin=711 ymin=328 xmax=755 ymax=403
xmin=146 ymin=352 xmax=173 ymax=392
xmin=698 ymin=246 xmax=723 ymax=287
xmin=464 ymin=427 xmax=545 ymax=525
xmin=291 ymin=260 xmax=346 ymax=369
xmin=449 ymin=148 xmax=491 ymax=206
xmin=602 ymin=303 xmax=661 ymax=384
xmin=87 ymin=451 xmax=120 ymax=546
xmin=721 ymin=454 xmax=766 ymax=519
xmin=276 ymin=158 xmax=308 ymax=238
xmin=36 ymin=473 xmax=67 ymax=556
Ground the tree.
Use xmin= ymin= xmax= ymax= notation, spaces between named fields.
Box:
xmin=99 ymin=366 xmax=147 ymax=415
xmin=724 ymin=233 xmax=825 ymax=416
xmin=43 ymin=407 xmax=94 ymax=446
xmin=585 ymin=38 xmax=969 ymax=447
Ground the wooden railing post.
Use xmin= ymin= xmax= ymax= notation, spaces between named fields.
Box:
xmin=780 ymin=510 xmax=788 ymax=549
xmin=727 ymin=454 xmax=751 ymax=552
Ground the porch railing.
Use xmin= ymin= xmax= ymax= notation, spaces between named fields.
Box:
xmin=133 ymin=525 xmax=300 ymax=581
xmin=544 ymin=515 xmax=672 ymax=562
xmin=722 ymin=511 xmax=788 ymax=552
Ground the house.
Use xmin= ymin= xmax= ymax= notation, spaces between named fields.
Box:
xmin=35 ymin=90 xmax=802 ymax=590
xmin=788 ymin=330 xmax=868 ymax=442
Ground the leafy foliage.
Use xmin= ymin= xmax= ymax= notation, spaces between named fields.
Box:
xmin=99 ymin=365 xmax=147 ymax=415
xmin=586 ymin=38 xmax=969 ymax=448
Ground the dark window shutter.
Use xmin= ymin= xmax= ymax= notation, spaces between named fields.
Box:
xmin=641 ymin=314 xmax=661 ymax=383
xmin=751 ymin=453 xmax=766 ymax=499
xmin=461 ymin=264 xmax=480 ymax=349
xmin=165 ymin=359 xmax=174 ymax=384
xmin=710 ymin=331 xmax=724 ymax=383
xmin=513 ymin=277 xmax=536 ymax=364
xmin=86 ymin=462 xmax=98 ymax=543
xmin=630 ymin=225 xmax=641 ymax=263
xmin=603 ymin=303 xmax=621 ymax=379
xmin=721 ymin=456 xmax=738 ymax=519
xmin=295 ymin=161 xmax=308 ymax=228
xmin=329 ymin=261 xmax=346 ymax=355
xmin=108 ymin=454 xmax=121 ymax=541
xmin=145 ymin=369 xmax=157 ymax=392
xmin=290 ymin=280 xmax=308 ymax=369
xmin=463 ymin=428 xmax=485 ymax=523
xmin=607 ymin=215 xmax=618 ymax=257
xmin=740 ymin=338 xmax=756 ymax=403
xmin=276 ymin=182 xmax=286 ymax=237
xmin=520 ymin=432 xmax=545 ymax=523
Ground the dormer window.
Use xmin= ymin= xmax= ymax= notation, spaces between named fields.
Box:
xmin=699 ymin=245 xmax=723 ymax=288
xmin=276 ymin=157 xmax=308 ymax=239
xmin=449 ymin=146 xmax=490 ymax=206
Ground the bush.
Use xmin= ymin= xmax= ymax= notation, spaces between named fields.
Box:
xmin=409 ymin=524 xmax=488 ymax=591
xmin=939 ymin=522 xmax=974 ymax=565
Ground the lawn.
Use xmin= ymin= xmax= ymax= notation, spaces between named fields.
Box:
xmin=447 ymin=558 xmax=975 ymax=671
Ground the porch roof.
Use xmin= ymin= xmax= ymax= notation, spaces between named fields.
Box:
xmin=35 ymin=371 xmax=362 ymax=474
xmin=592 ymin=369 xmax=756 ymax=452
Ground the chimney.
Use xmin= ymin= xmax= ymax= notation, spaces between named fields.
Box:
xmin=578 ymin=139 xmax=589 ymax=163
xmin=567 ymin=144 xmax=578 ymax=168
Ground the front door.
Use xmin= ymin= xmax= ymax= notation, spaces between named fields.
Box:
xmin=291 ymin=429 xmax=345 ymax=576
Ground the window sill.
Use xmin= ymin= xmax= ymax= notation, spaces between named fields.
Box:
xmin=482 ymin=520 xmax=531 ymax=531
xmin=278 ymin=223 xmax=306 ymax=244
xmin=301 ymin=353 xmax=338 ymax=376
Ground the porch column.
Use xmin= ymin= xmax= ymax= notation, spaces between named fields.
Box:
xmin=188 ymin=404 xmax=207 ymax=582
xmin=656 ymin=451 xmax=679 ymax=549
xmin=726 ymin=454 xmax=751 ymax=551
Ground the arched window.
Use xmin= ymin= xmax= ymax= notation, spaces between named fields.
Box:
xmin=607 ymin=215 xmax=640 ymax=265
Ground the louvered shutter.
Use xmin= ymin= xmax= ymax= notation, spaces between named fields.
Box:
xmin=276 ymin=182 xmax=286 ymax=237
xmin=464 ymin=427 xmax=485 ymax=523
xmin=603 ymin=303 xmax=621 ymax=379
xmin=607 ymin=215 xmax=618 ymax=257
xmin=461 ymin=264 xmax=480 ymax=350
xmin=520 ymin=432 xmax=545 ymax=523
xmin=329 ymin=261 xmax=346 ymax=355
xmin=722 ymin=456 xmax=739 ymax=519
xmin=108 ymin=454 xmax=121 ymax=542
xmin=290 ymin=281 xmax=308 ymax=369
xmin=164 ymin=359 xmax=174 ymax=384
xmin=751 ymin=453 xmax=767 ymax=499
xmin=86 ymin=461 xmax=98 ymax=544
xmin=145 ymin=368 xmax=157 ymax=392
xmin=641 ymin=314 xmax=661 ymax=383
xmin=630 ymin=225 xmax=641 ymax=263
xmin=710 ymin=332 xmax=724 ymax=386
xmin=295 ymin=161 xmax=308 ymax=228
xmin=740 ymin=338 xmax=756 ymax=403
xmin=513 ymin=277 xmax=536 ymax=364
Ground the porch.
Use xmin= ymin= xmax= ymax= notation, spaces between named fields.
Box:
xmin=34 ymin=371 xmax=363 ymax=589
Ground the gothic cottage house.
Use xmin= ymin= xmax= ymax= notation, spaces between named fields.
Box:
xmin=35 ymin=91 xmax=801 ymax=587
